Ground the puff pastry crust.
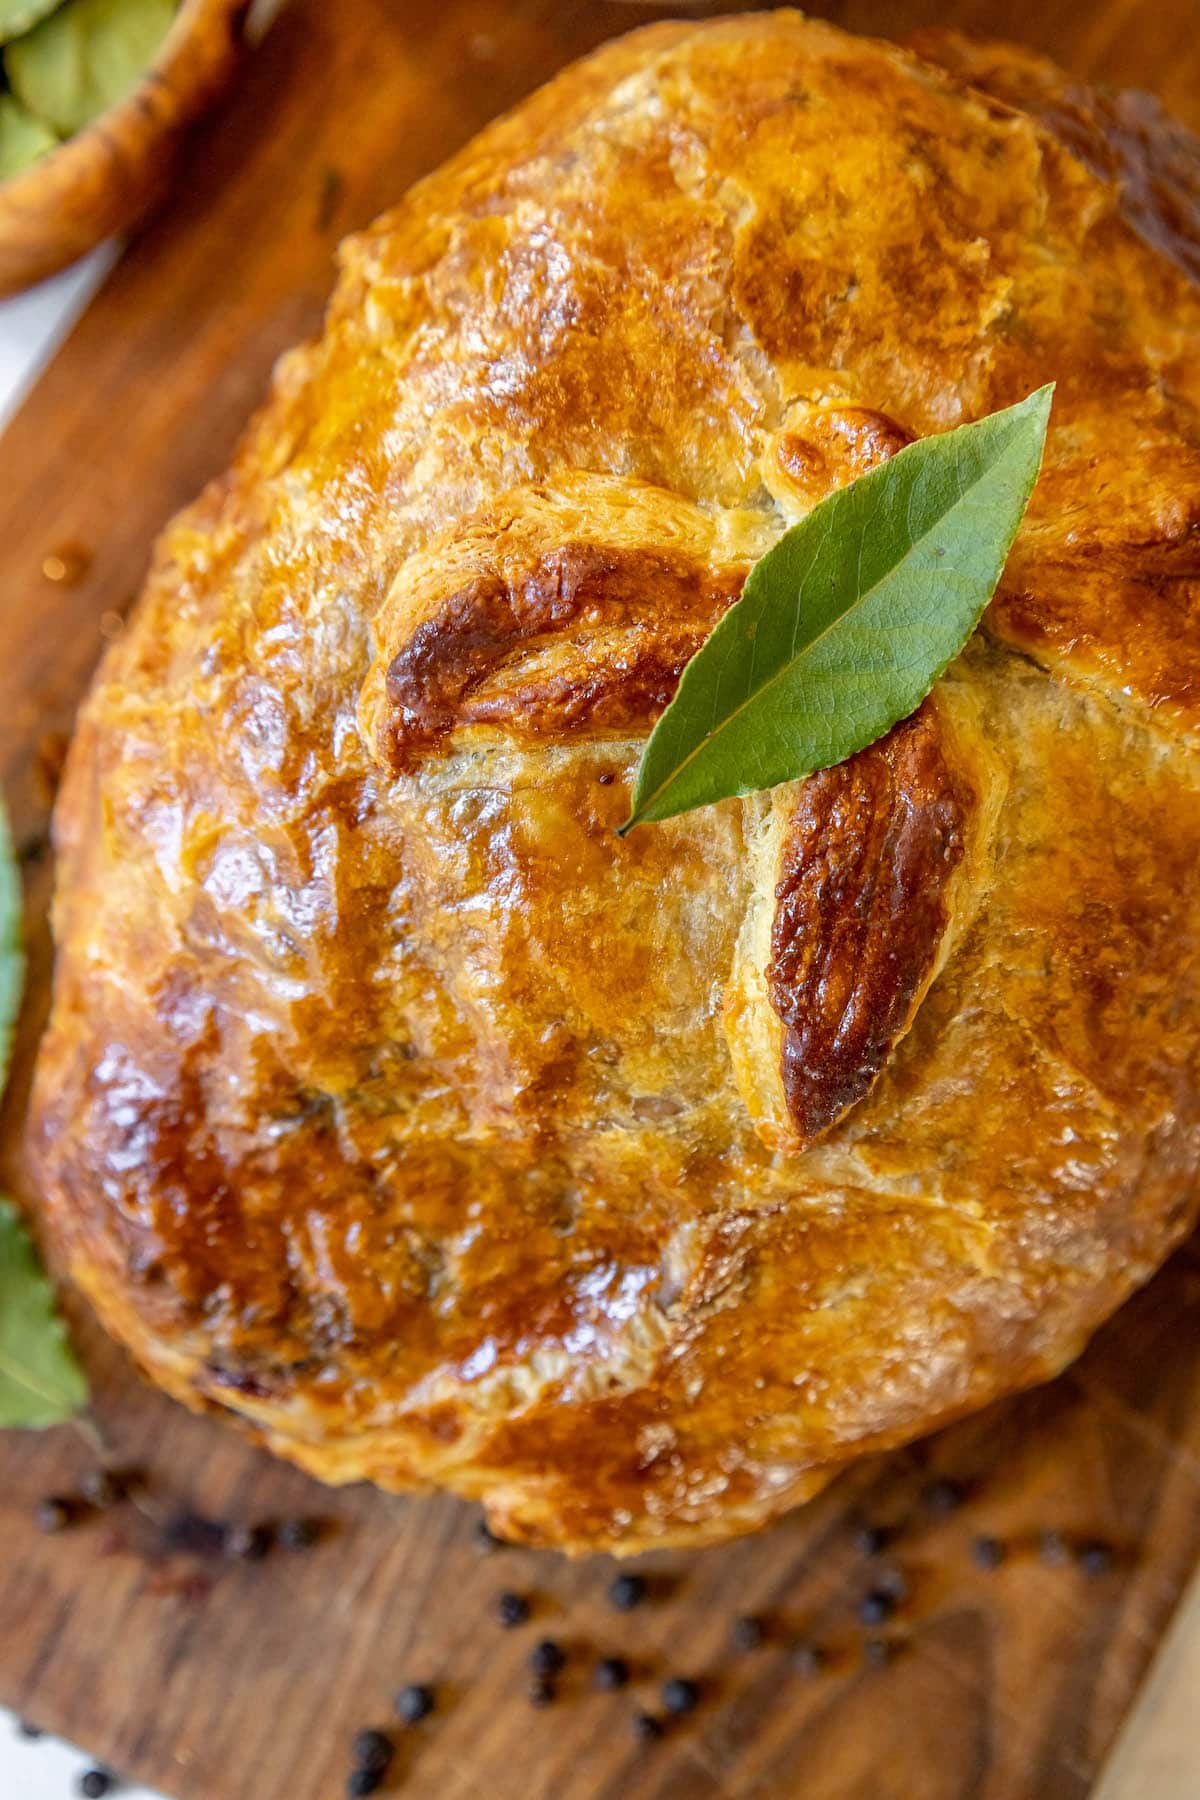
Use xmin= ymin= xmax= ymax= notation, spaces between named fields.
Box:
xmin=29 ymin=13 xmax=1200 ymax=1551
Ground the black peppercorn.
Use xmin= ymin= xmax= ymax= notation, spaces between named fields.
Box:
xmin=1077 ymin=1539 xmax=1115 ymax=1577
xmin=593 ymin=1656 xmax=630 ymax=1691
xmin=496 ymin=1589 xmax=531 ymax=1628
xmin=16 ymin=1720 xmax=43 ymax=1739
xmin=528 ymin=1676 xmax=557 ymax=1708
xmin=922 ymin=1477 xmax=966 ymax=1516
xmin=34 ymin=1496 xmax=73 ymax=1534
xmin=78 ymin=1774 xmax=115 ymax=1799
xmin=529 ymin=1640 xmax=566 ymax=1679
xmin=225 ymin=1523 xmax=272 ymax=1562
xmin=164 ymin=1510 xmax=227 ymax=1557
xmin=394 ymin=1683 xmax=435 ymax=1724
xmin=351 ymin=1729 xmax=393 ymax=1774
xmin=661 ymin=1677 xmax=700 ymax=1716
xmin=79 ymin=1469 xmax=124 ymax=1510
xmin=854 ymin=1522 xmax=890 ymax=1555
xmin=876 ymin=1566 xmax=909 ymax=1603
xmin=632 ymin=1712 xmax=664 ymax=1743
xmin=971 ymin=1535 xmax=1007 ymax=1570
xmin=346 ymin=1771 xmax=381 ymax=1799
xmin=608 ymin=1572 xmax=647 ymax=1611
xmin=277 ymin=1516 xmax=321 ymax=1551
xmin=731 ymin=1614 xmax=766 ymax=1651
xmin=858 ymin=1588 xmax=897 ymax=1626
xmin=790 ymin=1641 xmax=828 ymax=1678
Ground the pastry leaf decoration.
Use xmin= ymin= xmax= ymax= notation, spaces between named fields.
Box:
xmin=621 ymin=385 xmax=1053 ymax=832
xmin=0 ymin=797 xmax=85 ymax=1428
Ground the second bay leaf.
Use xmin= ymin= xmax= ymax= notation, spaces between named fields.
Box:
xmin=6 ymin=0 xmax=176 ymax=138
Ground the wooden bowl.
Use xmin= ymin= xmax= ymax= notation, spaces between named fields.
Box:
xmin=0 ymin=0 xmax=254 ymax=297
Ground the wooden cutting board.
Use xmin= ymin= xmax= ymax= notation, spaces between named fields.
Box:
xmin=1 ymin=3 xmax=1199 ymax=1797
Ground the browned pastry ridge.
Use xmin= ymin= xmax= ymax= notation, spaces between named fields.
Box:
xmin=28 ymin=13 xmax=1200 ymax=1552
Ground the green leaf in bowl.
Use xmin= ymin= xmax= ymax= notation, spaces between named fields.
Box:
xmin=6 ymin=0 xmax=176 ymax=139
xmin=0 ymin=0 xmax=65 ymax=48
xmin=0 ymin=1199 xmax=86 ymax=1427
xmin=0 ymin=88 xmax=58 ymax=179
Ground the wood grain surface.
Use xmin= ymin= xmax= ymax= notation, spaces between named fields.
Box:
xmin=0 ymin=3 xmax=1198 ymax=1797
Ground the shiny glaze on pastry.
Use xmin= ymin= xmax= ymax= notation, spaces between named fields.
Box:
xmin=29 ymin=14 xmax=1200 ymax=1550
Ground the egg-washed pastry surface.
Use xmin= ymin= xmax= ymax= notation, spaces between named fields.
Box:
xmin=30 ymin=12 xmax=1200 ymax=1550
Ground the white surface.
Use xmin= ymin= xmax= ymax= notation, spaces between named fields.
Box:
xmin=0 ymin=245 xmax=116 ymax=433
xmin=0 ymin=1717 xmax=162 ymax=1800
xmin=0 ymin=257 xmax=169 ymax=1800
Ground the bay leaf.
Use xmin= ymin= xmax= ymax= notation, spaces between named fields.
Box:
xmin=0 ymin=1200 xmax=86 ymax=1427
xmin=6 ymin=0 xmax=176 ymax=139
xmin=622 ymin=385 xmax=1053 ymax=832
xmin=0 ymin=88 xmax=58 ymax=179
xmin=0 ymin=0 xmax=65 ymax=47
xmin=0 ymin=802 xmax=83 ymax=1429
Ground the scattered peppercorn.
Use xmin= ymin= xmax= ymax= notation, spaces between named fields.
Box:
xmin=528 ymin=1677 xmax=557 ymax=1708
xmin=78 ymin=1774 xmax=115 ymax=1799
xmin=497 ymin=1590 xmax=531 ymax=1628
xmin=1038 ymin=1528 xmax=1071 ymax=1568
xmin=351 ymin=1729 xmax=393 ymax=1774
xmin=854 ymin=1522 xmax=890 ymax=1556
xmin=597 ymin=771 xmax=615 ymax=786
xmin=971 ymin=1535 xmax=1007 ymax=1570
xmin=16 ymin=1720 xmax=43 ymax=1739
xmin=863 ymin=1637 xmax=894 ymax=1668
xmin=661 ymin=1677 xmax=700 ymax=1716
xmin=608 ymin=1572 xmax=647 ymax=1611
xmin=731 ymin=1614 xmax=766 ymax=1651
xmin=858 ymin=1588 xmax=898 ymax=1626
xmin=394 ymin=1683 xmax=435 ymax=1724
xmin=277 ymin=1516 xmax=321 ymax=1551
xmin=876 ymin=1566 xmax=909 ymax=1603
xmin=632 ymin=1712 xmax=664 ymax=1744
xmin=345 ymin=1771 xmax=381 ymax=1799
xmin=225 ymin=1523 xmax=272 ymax=1563
xmin=1077 ymin=1539 xmax=1115 ymax=1577
xmin=529 ymin=1640 xmax=566 ymax=1679
xmin=593 ymin=1656 xmax=630 ymax=1691
xmin=790 ymin=1641 xmax=828 ymax=1678
xmin=922 ymin=1477 xmax=965 ymax=1517
xmin=164 ymin=1510 xmax=227 ymax=1557
xmin=34 ymin=1496 xmax=73 ymax=1534
xmin=79 ymin=1469 xmax=125 ymax=1510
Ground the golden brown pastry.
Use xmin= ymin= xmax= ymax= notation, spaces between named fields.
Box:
xmin=29 ymin=12 xmax=1200 ymax=1551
